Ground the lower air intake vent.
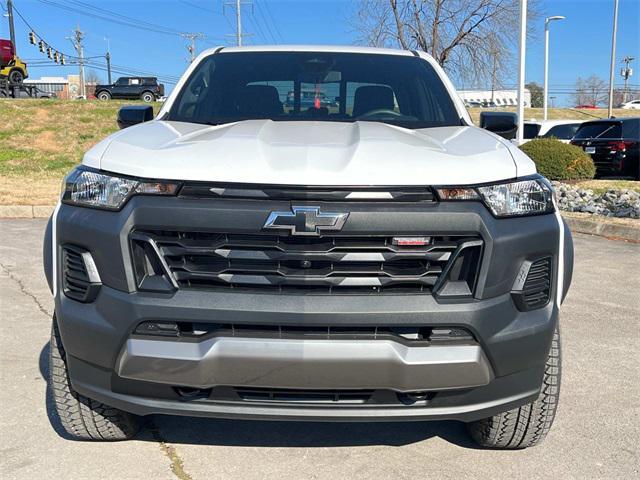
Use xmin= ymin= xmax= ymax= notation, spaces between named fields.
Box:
xmin=512 ymin=257 xmax=552 ymax=311
xmin=62 ymin=246 xmax=101 ymax=302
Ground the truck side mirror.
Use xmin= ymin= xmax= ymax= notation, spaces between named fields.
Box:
xmin=480 ymin=112 xmax=518 ymax=140
xmin=117 ymin=105 xmax=154 ymax=129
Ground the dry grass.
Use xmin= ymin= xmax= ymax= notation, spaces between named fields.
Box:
xmin=0 ymin=176 xmax=61 ymax=205
xmin=0 ymin=99 xmax=143 ymax=178
xmin=467 ymin=107 xmax=637 ymax=125
xmin=570 ymin=179 xmax=640 ymax=194
xmin=0 ymin=100 xmax=638 ymax=205
xmin=0 ymin=99 xmax=159 ymax=205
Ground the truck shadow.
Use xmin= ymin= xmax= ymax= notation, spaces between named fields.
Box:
xmin=39 ymin=342 xmax=477 ymax=449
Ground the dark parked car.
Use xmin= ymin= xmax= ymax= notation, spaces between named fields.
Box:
xmin=571 ymin=117 xmax=640 ymax=179
xmin=95 ymin=76 xmax=164 ymax=102
xmin=18 ymin=86 xmax=57 ymax=98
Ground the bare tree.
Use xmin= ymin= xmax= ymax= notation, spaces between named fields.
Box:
xmin=85 ymin=70 xmax=103 ymax=85
xmin=526 ymin=81 xmax=543 ymax=108
xmin=351 ymin=0 xmax=541 ymax=85
xmin=572 ymin=76 xmax=607 ymax=106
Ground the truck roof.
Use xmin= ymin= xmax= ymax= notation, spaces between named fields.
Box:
xmin=202 ymin=44 xmax=417 ymax=57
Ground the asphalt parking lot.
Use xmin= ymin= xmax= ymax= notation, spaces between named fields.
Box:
xmin=0 ymin=218 xmax=638 ymax=480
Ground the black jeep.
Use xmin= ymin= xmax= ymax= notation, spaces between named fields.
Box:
xmin=95 ymin=76 xmax=164 ymax=102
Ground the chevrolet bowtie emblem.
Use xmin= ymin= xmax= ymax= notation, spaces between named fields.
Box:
xmin=263 ymin=206 xmax=349 ymax=236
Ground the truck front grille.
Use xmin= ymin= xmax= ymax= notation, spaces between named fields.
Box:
xmin=131 ymin=230 xmax=483 ymax=295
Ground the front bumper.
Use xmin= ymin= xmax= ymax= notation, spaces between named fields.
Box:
xmin=46 ymin=195 xmax=572 ymax=422
xmin=117 ymin=336 xmax=492 ymax=391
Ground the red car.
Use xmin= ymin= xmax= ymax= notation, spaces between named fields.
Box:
xmin=574 ymin=104 xmax=598 ymax=109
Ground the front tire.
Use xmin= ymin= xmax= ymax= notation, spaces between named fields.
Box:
xmin=140 ymin=91 xmax=154 ymax=102
xmin=9 ymin=69 xmax=24 ymax=84
xmin=49 ymin=315 xmax=141 ymax=440
xmin=97 ymin=91 xmax=111 ymax=101
xmin=467 ymin=326 xmax=561 ymax=449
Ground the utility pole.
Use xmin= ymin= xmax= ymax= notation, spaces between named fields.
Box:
xmin=105 ymin=51 xmax=112 ymax=84
xmin=6 ymin=0 xmax=16 ymax=52
xmin=104 ymin=37 xmax=112 ymax=84
xmin=621 ymin=56 xmax=634 ymax=103
xmin=68 ymin=26 xmax=85 ymax=99
xmin=224 ymin=0 xmax=252 ymax=46
xmin=607 ymin=0 xmax=619 ymax=117
xmin=236 ymin=0 xmax=242 ymax=46
xmin=180 ymin=33 xmax=205 ymax=63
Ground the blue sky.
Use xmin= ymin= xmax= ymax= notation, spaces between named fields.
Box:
xmin=2 ymin=0 xmax=639 ymax=106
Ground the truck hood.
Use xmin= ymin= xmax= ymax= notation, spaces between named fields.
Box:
xmin=86 ymin=119 xmax=531 ymax=185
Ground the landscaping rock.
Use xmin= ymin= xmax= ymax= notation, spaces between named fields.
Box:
xmin=553 ymin=182 xmax=640 ymax=219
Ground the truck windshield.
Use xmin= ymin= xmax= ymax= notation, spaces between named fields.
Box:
xmin=167 ymin=51 xmax=461 ymax=129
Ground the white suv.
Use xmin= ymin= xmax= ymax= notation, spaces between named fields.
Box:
xmin=44 ymin=46 xmax=573 ymax=448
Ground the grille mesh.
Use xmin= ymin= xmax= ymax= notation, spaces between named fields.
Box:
xmin=132 ymin=230 xmax=482 ymax=295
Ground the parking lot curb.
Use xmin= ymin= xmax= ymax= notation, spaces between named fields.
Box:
xmin=561 ymin=212 xmax=640 ymax=243
xmin=0 ymin=205 xmax=55 ymax=218
xmin=0 ymin=205 xmax=638 ymax=242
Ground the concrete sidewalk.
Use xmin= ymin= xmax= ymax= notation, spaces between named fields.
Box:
xmin=1 ymin=219 xmax=638 ymax=480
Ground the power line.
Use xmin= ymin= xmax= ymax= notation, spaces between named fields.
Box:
xmin=246 ymin=11 xmax=268 ymax=43
xmin=178 ymin=0 xmax=212 ymax=13
xmin=67 ymin=0 xmax=185 ymax=35
xmin=35 ymin=0 xmax=187 ymax=37
xmin=11 ymin=3 xmax=80 ymax=60
xmin=258 ymin=0 xmax=283 ymax=43
xmin=254 ymin=0 xmax=278 ymax=43
xmin=12 ymin=2 xmax=182 ymax=85
xmin=84 ymin=61 xmax=179 ymax=85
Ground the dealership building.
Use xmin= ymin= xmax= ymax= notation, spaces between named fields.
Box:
xmin=458 ymin=89 xmax=531 ymax=107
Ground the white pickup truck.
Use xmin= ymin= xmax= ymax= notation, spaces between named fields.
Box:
xmin=44 ymin=45 xmax=573 ymax=449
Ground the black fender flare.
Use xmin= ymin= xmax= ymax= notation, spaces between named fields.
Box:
xmin=561 ymin=219 xmax=574 ymax=304
xmin=43 ymin=215 xmax=53 ymax=294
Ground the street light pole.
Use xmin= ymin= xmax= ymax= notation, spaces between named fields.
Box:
xmin=607 ymin=0 xmax=619 ymax=117
xmin=516 ymin=0 xmax=527 ymax=145
xmin=543 ymin=15 xmax=565 ymax=121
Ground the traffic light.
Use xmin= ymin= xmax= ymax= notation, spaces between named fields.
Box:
xmin=47 ymin=47 xmax=52 ymax=59
xmin=60 ymin=54 xmax=65 ymax=65
xmin=38 ymin=40 xmax=45 ymax=53
xmin=54 ymin=52 xmax=59 ymax=63
xmin=29 ymin=32 xmax=36 ymax=45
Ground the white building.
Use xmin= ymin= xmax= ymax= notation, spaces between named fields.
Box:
xmin=457 ymin=89 xmax=531 ymax=107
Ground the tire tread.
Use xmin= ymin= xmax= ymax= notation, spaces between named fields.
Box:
xmin=467 ymin=327 xmax=561 ymax=449
xmin=49 ymin=316 xmax=140 ymax=441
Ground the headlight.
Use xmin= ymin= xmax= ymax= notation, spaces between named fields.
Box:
xmin=62 ymin=167 xmax=180 ymax=210
xmin=477 ymin=179 xmax=554 ymax=217
xmin=436 ymin=177 xmax=554 ymax=217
